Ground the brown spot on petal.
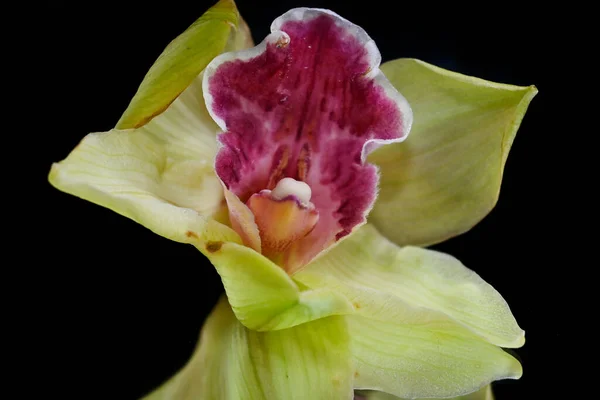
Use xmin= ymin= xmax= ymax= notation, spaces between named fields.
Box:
xmin=186 ymin=231 xmax=199 ymax=239
xmin=353 ymin=302 xmax=361 ymax=309
xmin=206 ymin=241 xmax=223 ymax=253
xmin=354 ymin=371 xmax=359 ymax=378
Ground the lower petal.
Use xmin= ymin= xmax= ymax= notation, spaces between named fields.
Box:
xmin=203 ymin=239 xmax=353 ymax=331
xmin=346 ymin=297 xmax=521 ymax=398
xmin=143 ymin=296 xmax=353 ymax=400
xmin=296 ymin=224 xmax=524 ymax=348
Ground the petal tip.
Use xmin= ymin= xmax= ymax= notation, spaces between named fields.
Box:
xmin=497 ymin=350 xmax=523 ymax=381
xmin=506 ymin=328 xmax=526 ymax=348
xmin=508 ymin=357 xmax=523 ymax=380
xmin=48 ymin=161 xmax=69 ymax=192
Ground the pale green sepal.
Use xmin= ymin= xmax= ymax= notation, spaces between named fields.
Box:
xmin=346 ymin=291 xmax=521 ymax=399
xmin=296 ymin=224 xmax=524 ymax=348
xmin=117 ymin=0 xmax=246 ymax=129
xmin=48 ymin=124 xmax=239 ymax=247
xmin=50 ymin=2 xmax=254 ymax=251
xmin=370 ymin=58 xmax=537 ymax=247
xmin=203 ymin=241 xmax=354 ymax=331
xmin=49 ymin=70 xmax=240 ymax=247
xmin=143 ymin=296 xmax=353 ymax=400
xmin=359 ymin=384 xmax=494 ymax=400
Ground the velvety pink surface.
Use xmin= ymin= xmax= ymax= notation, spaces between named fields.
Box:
xmin=207 ymin=11 xmax=407 ymax=269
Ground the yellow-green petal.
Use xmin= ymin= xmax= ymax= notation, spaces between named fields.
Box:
xmin=116 ymin=0 xmax=247 ymax=129
xmin=346 ymin=293 xmax=521 ymax=399
xmin=143 ymin=296 xmax=353 ymax=400
xmin=49 ymin=2 xmax=254 ymax=250
xmin=359 ymin=384 xmax=494 ymax=400
xmin=202 ymin=240 xmax=354 ymax=331
xmin=49 ymin=72 xmax=238 ymax=248
xmin=369 ymin=58 xmax=537 ymax=246
xmin=295 ymin=224 xmax=524 ymax=348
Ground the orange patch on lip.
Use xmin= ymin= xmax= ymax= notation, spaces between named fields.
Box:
xmin=247 ymin=192 xmax=318 ymax=269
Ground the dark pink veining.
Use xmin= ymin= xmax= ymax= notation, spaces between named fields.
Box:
xmin=208 ymin=12 xmax=405 ymax=265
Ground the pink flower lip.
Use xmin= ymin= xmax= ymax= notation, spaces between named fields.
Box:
xmin=203 ymin=8 xmax=412 ymax=272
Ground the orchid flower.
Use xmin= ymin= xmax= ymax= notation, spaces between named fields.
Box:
xmin=48 ymin=1 xmax=537 ymax=399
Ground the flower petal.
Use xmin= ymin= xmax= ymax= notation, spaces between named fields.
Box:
xmin=203 ymin=239 xmax=354 ymax=331
xmin=49 ymin=2 xmax=255 ymax=249
xmin=203 ymin=8 xmax=411 ymax=272
xmin=295 ymin=224 xmax=524 ymax=348
xmin=369 ymin=58 xmax=537 ymax=246
xmin=358 ymin=384 xmax=494 ymax=400
xmin=143 ymin=296 xmax=353 ymax=400
xmin=49 ymin=72 xmax=237 ymax=248
xmin=346 ymin=294 xmax=521 ymax=398
xmin=116 ymin=0 xmax=249 ymax=129
xmin=223 ymin=186 xmax=262 ymax=252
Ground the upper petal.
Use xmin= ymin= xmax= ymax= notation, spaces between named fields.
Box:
xmin=203 ymin=8 xmax=412 ymax=272
xmin=142 ymin=296 xmax=353 ymax=400
xmin=370 ymin=58 xmax=537 ymax=246
xmin=116 ymin=0 xmax=249 ymax=129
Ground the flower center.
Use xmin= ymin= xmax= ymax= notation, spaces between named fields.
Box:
xmin=246 ymin=178 xmax=319 ymax=267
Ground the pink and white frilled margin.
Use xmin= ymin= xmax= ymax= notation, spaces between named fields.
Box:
xmin=203 ymin=8 xmax=413 ymax=273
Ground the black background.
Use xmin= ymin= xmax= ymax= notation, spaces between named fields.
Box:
xmin=33 ymin=1 xmax=565 ymax=399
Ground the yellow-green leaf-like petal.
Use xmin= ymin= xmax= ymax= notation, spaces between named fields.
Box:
xmin=346 ymin=293 xmax=520 ymax=398
xmin=50 ymin=2 xmax=254 ymax=251
xmin=359 ymin=384 xmax=494 ymax=400
xmin=49 ymin=73 xmax=239 ymax=248
xmin=296 ymin=224 xmax=524 ymax=348
xmin=204 ymin=240 xmax=354 ymax=331
xmin=116 ymin=0 xmax=248 ymax=129
xmin=143 ymin=296 xmax=353 ymax=400
xmin=369 ymin=58 xmax=537 ymax=246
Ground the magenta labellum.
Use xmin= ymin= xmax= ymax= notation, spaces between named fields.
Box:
xmin=203 ymin=8 xmax=412 ymax=273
